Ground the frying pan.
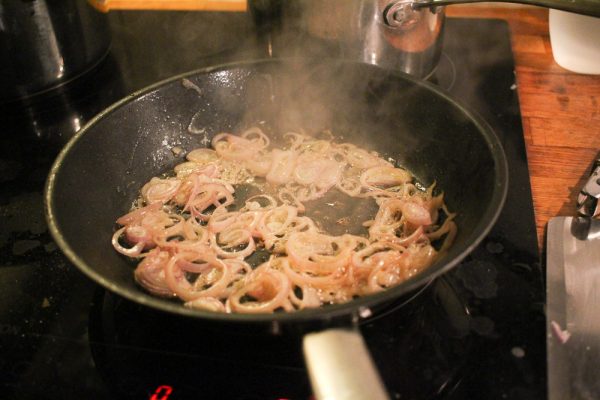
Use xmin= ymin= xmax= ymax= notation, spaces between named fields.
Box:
xmin=45 ymin=58 xmax=507 ymax=399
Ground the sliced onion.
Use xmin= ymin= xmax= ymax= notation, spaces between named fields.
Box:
xmin=184 ymin=297 xmax=226 ymax=312
xmin=189 ymin=261 xmax=232 ymax=298
xmin=345 ymin=146 xmax=392 ymax=169
xmin=207 ymin=211 xmax=240 ymax=233
xmin=240 ymin=127 xmax=270 ymax=149
xmin=367 ymin=261 xmax=403 ymax=293
xmin=134 ymin=249 xmax=173 ymax=297
xmin=427 ymin=219 xmax=457 ymax=252
xmin=164 ymin=252 xmax=229 ymax=301
xmin=245 ymin=153 xmax=273 ymax=176
xmin=293 ymin=157 xmax=341 ymax=191
xmin=114 ymin=127 xmax=457 ymax=314
xmin=256 ymin=205 xmax=298 ymax=238
xmin=284 ymin=131 xmax=308 ymax=150
xmin=352 ymin=244 xmax=406 ymax=288
xmin=244 ymin=194 xmax=278 ymax=211
xmin=278 ymin=188 xmax=306 ymax=213
xmin=184 ymin=181 xmax=234 ymax=219
xmin=228 ymin=266 xmax=291 ymax=313
xmin=336 ymin=176 xmax=362 ymax=197
xmin=182 ymin=217 xmax=209 ymax=242
xmin=266 ymin=149 xmax=298 ymax=185
xmin=289 ymin=285 xmax=321 ymax=309
xmin=315 ymin=160 xmax=342 ymax=190
xmin=282 ymin=257 xmax=348 ymax=290
xmin=124 ymin=225 xmax=155 ymax=249
xmin=402 ymin=200 xmax=432 ymax=226
xmin=403 ymin=244 xmax=437 ymax=278
xmin=186 ymin=148 xmax=218 ymax=164
xmin=175 ymin=161 xmax=202 ymax=178
xmin=213 ymin=133 xmax=261 ymax=161
xmin=286 ymin=232 xmax=352 ymax=275
xmin=175 ymin=162 xmax=218 ymax=179
xmin=361 ymin=166 xmax=412 ymax=188
xmin=141 ymin=177 xmax=181 ymax=204
xmin=112 ymin=227 xmax=146 ymax=257
xmin=116 ymin=202 xmax=162 ymax=226
xmin=210 ymin=230 xmax=256 ymax=259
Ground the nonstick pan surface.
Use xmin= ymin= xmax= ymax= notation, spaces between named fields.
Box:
xmin=45 ymin=58 xmax=508 ymax=325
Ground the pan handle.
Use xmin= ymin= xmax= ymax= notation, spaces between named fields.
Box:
xmin=408 ymin=0 xmax=600 ymax=18
xmin=303 ymin=329 xmax=390 ymax=400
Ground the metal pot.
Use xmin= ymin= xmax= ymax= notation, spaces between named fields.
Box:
xmin=290 ymin=0 xmax=445 ymax=78
xmin=251 ymin=0 xmax=600 ymax=79
xmin=0 ymin=0 xmax=111 ymax=102
xmin=250 ymin=0 xmax=445 ymax=78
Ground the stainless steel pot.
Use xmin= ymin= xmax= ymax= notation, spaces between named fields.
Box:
xmin=279 ymin=0 xmax=446 ymax=78
xmin=251 ymin=0 xmax=600 ymax=79
xmin=0 ymin=0 xmax=111 ymax=102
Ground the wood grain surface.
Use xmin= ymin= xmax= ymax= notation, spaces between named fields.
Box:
xmin=89 ymin=0 xmax=247 ymax=12
xmin=448 ymin=5 xmax=600 ymax=248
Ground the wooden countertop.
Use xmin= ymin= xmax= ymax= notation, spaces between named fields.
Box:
xmin=89 ymin=0 xmax=247 ymax=12
xmin=448 ymin=6 xmax=600 ymax=248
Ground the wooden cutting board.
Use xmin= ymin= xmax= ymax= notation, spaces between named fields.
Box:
xmin=88 ymin=0 xmax=247 ymax=12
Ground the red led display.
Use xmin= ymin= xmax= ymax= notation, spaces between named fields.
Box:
xmin=150 ymin=385 xmax=173 ymax=400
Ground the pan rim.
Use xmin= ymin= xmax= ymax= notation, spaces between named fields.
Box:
xmin=44 ymin=57 xmax=508 ymax=324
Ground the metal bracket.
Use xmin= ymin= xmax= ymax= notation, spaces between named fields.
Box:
xmin=576 ymin=158 xmax=600 ymax=219
xmin=382 ymin=1 xmax=422 ymax=30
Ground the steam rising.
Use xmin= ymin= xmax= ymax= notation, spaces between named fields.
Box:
xmin=180 ymin=58 xmax=429 ymax=231
xmin=174 ymin=1 xmax=459 ymax=202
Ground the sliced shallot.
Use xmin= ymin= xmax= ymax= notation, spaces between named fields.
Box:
xmin=113 ymin=128 xmax=457 ymax=314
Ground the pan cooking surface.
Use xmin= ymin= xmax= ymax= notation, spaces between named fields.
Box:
xmin=47 ymin=58 xmax=507 ymax=321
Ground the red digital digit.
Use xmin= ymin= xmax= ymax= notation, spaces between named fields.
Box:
xmin=150 ymin=385 xmax=173 ymax=400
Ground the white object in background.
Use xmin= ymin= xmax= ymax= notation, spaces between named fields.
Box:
xmin=549 ymin=9 xmax=600 ymax=75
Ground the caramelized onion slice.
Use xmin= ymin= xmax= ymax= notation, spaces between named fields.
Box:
xmin=266 ymin=149 xmax=299 ymax=185
xmin=116 ymin=202 xmax=162 ymax=226
xmin=286 ymin=232 xmax=353 ymax=275
xmin=293 ymin=157 xmax=342 ymax=190
xmin=401 ymin=201 xmax=433 ymax=226
xmin=229 ymin=265 xmax=292 ymax=313
xmin=184 ymin=297 xmax=226 ymax=312
xmin=134 ymin=249 xmax=172 ymax=297
xmin=164 ymin=251 xmax=232 ymax=301
xmin=186 ymin=148 xmax=218 ymax=164
xmin=141 ymin=177 xmax=181 ymax=204
xmin=345 ymin=146 xmax=392 ymax=169
xmin=361 ymin=166 xmax=412 ymax=188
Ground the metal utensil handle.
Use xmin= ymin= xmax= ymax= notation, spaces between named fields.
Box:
xmin=577 ymin=157 xmax=600 ymax=218
xmin=303 ymin=329 xmax=390 ymax=400
xmin=410 ymin=0 xmax=600 ymax=18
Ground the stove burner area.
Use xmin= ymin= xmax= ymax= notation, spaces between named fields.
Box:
xmin=88 ymin=276 xmax=471 ymax=400
xmin=0 ymin=16 xmax=545 ymax=400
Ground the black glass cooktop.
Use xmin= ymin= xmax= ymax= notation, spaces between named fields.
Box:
xmin=0 ymin=13 xmax=545 ymax=400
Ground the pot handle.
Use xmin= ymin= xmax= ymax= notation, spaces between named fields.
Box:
xmin=303 ymin=329 xmax=390 ymax=400
xmin=408 ymin=0 xmax=600 ymax=18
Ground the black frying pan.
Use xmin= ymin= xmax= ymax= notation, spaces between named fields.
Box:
xmin=45 ymin=59 xmax=507 ymax=398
